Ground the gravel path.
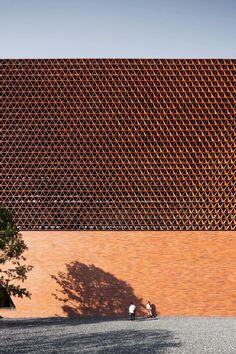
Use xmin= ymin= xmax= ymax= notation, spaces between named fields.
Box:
xmin=0 ymin=317 xmax=235 ymax=354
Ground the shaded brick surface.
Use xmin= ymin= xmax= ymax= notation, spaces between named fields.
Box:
xmin=1 ymin=231 xmax=236 ymax=318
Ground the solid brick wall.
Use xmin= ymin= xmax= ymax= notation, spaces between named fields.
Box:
xmin=1 ymin=231 xmax=236 ymax=318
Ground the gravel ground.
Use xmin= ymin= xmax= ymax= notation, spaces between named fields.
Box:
xmin=0 ymin=317 xmax=235 ymax=354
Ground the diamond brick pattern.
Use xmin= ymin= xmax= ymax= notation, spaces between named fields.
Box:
xmin=1 ymin=59 xmax=235 ymax=230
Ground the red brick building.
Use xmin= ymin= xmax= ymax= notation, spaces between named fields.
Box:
xmin=1 ymin=59 xmax=235 ymax=317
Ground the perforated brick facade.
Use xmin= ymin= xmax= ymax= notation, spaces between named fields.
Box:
xmin=1 ymin=59 xmax=235 ymax=230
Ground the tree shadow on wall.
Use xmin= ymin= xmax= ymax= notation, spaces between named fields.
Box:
xmin=51 ymin=262 xmax=145 ymax=317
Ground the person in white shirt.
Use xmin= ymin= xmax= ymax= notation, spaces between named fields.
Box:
xmin=146 ymin=301 xmax=153 ymax=318
xmin=129 ymin=302 xmax=136 ymax=321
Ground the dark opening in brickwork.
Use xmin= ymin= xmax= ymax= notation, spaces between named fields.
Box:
xmin=0 ymin=286 xmax=15 ymax=308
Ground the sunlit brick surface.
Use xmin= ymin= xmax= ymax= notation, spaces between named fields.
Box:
xmin=1 ymin=59 xmax=235 ymax=230
xmin=3 ymin=231 xmax=236 ymax=318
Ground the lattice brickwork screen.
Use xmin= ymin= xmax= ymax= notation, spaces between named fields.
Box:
xmin=1 ymin=59 xmax=235 ymax=230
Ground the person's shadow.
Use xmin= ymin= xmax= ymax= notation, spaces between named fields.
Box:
xmin=51 ymin=261 xmax=146 ymax=317
xmin=151 ymin=303 xmax=159 ymax=318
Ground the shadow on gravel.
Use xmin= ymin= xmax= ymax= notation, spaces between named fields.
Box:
xmin=51 ymin=261 xmax=146 ymax=317
xmin=0 ymin=326 xmax=181 ymax=354
xmin=0 ymin=316 xmax=135 ymax=328
xmin=0 ymin=316 xmax=160 ymax=328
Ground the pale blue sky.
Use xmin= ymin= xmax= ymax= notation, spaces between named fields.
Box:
xmin=0 ymin=0 xmax=235 ymax=58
